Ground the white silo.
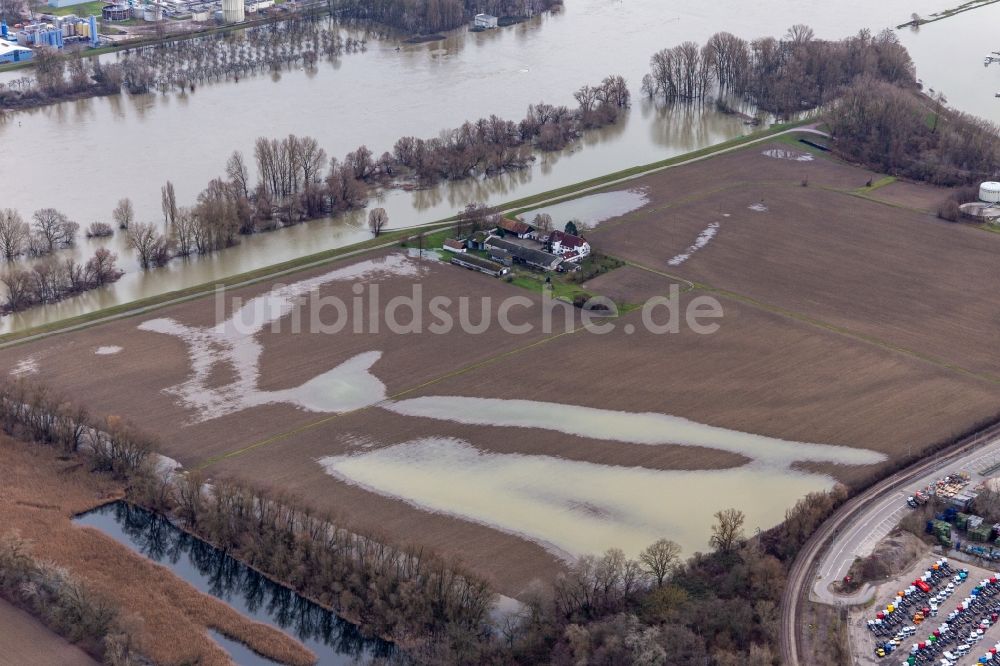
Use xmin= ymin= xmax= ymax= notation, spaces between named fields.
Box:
xmin=222 ymin=0 xmax=244 ymax=23
xmin=979 ymin=181 xmax=1000 ymax=203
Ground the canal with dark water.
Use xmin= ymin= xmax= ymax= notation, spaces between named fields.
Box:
xmin=75 ymin=501 xmax=395 ymax=665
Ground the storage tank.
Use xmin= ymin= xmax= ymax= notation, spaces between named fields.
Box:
xmin=980 ymin=182 xmax=1000 ymax=203
xmin=221 ymin=0 xmax=244 ymax=23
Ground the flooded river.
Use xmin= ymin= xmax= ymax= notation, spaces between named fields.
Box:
xmin=0 ymin=0 xmax=995 ymax=332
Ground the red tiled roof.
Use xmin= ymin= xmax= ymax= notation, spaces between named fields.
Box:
xmin=444 ymin=238 xmax=465 ymax=250
xmin=499 ymin=218 xmax=532 ymax=235
xmin=550 ymin=230 xmax=587 ymax=248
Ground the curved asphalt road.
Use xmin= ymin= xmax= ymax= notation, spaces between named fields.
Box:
xmin=781 ymin=423 xmax=1000 ymax=665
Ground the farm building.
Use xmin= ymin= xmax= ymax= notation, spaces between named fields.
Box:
xmin=468 ymin=230 xmax=490 ymax=250
xmin=0 ymin=38 xmax=32 ymax=63
xmin=549 ymin=230 xmax=591 ymax=260
xmin=442 ymin=239 xmax=466 ymax=253
xmin=485 ymin=236 xmax=562 ymax=271
xmin=498 ymin=218 xmax=533 ymax=239
xmin=473 ymin=13 xmax=498 ymax=29
xmin=450 ymin=253 xmax=508 ymax=277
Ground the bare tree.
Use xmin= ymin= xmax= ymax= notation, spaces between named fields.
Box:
xmin=368 ymin=207 xmax=388 ymax=236
xmin=170 ymin=207 xmax=197 ymax=256
xmin=639 ymin=538 xmax=681 ymax=587
xmin=31 ymin=208 xmax=77 ymax=253
xmin=112 ymin=198 xmax=135 ymax=230
xmin=0 ymin=0 xmax=23 ymax=23
xmin=127 ymin=222 xmax=170 ymax=269
xmin=160 ymin=181 xmax=177 ymax=226
xmin=226 ymin=150 xmax=251 ymax=200
xmin=0 ymin=209 xmax=29 ymax=261
xmin=84 ymin=248 xmax=121 ymax=286
xmin=709 ymin=508 xmax=746 ymax=553
xmin=531 ymin=213 xmax=553 ymax=234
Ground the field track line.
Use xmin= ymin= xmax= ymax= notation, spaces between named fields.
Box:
xmin=702 ymin=286 xmax=1000 ymax=385
xmin=194 ymin=326 xmax=585 ymax=469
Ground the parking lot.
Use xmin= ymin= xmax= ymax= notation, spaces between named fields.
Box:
xmin=851 ymin=557 xmax=1000 ymax=666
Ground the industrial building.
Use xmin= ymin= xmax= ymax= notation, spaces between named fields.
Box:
xmin=221 ymin=0 xmax=244 ymax=23
xmin=101 ymin=4 xmax=131 ymax=20
xmin=14 ymin=15 xmax=98 ymax=48
xmin=0 ymin=37 xmax=32 ymax=63
xmin=960 ymin=181 xmax=1000 ymax=222
xmin=48 ymin=0 xmax=95 ymax=8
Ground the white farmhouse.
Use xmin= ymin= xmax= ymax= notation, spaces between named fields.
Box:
xmin=549 ymin=230 xmax=591 ymax=262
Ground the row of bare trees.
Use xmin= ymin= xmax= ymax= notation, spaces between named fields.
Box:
xmin=391 ymin=74 xmax=630 ymax=183
xmin=0 ymin=380 xmax=153 ymax=477
xmin=828 ymin=79 xmax=1000 ymax=185
xmin=332 ymin=0 xmax=561 ymax=35
xmin=119 ymin=15 xmax=371 ymax=95
xmin=0 ymin=207 xmax=79 ymax=261
xmin=642 ymin=25 xmax=916 ymax=116
xmin=1 ymin=248 xmax=122 ymax=313
xmin=115 ymin=75 xmax=628 ymax=272
xmin=0 ymin=49 xmax=123 ymax=110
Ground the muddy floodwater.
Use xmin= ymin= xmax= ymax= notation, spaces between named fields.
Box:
xmin=517 ymin=189 xmax=650 ymax=230
xmin=75 ymin=501 xmax=394 ymax=665
xmin=318 ymin=437 xmax=852 ymax=559
xmin=314 ymin=398 xmax=888 ymax=558
xmin=0 ymin=0 xmax=992 ymax=333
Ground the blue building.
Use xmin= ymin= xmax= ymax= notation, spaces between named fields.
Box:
xmin=0 ymin=38 xmax=33 ymax=63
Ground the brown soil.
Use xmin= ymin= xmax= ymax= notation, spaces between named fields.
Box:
xmin=0 ymin=597 xmax=98 ymax=666
xmin=581 ymin=264 xmax=685 ymax=304
xmin=1 ymin=138 xmax=996 ymax=598
xmin=591 ymin=148 xmax=1000 ymax=381
xmin=838 ymin=530 xmax=927 ymax=592
xmin=204 ymin=287 xmax=1000 ymax=595
xmin=0 ymin=251 xmax=567 ymax=467
xmin=0 ymin=436 xmax=315 ymax=666
xmin=867 ymin=179 xmax=951 ymax=213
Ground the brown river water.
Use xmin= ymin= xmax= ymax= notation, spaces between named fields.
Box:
xmin=0 ymin=0 xmax=995 ymax=333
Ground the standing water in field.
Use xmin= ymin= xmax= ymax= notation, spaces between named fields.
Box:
xmin=138 ymin=254 xmax=426 ymax=422
xmin=383 ymin=396 xmax=886 ymax=468
xmin=517 ymin=189 xmax=651 ymax=230
xmin=74 ymin=501 xmax=394 ymax=665
xmin=315 ymin=397 xmax=890 ymax=557
xmin=317 ymin=437 xmax=852 ymax=559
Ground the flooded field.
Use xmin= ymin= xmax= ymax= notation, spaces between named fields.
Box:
xmin=138 ymin=254 xmax=426 ymax=420
xmin=319 ymin=437 xmax=840 ymax=559
xmin=0 ymin=0 xmax=991 ymax=333
xmin=517 ymin=188 xmax=650 ymax=230
xmin=383 ymin=396 xmax=886 ymax=468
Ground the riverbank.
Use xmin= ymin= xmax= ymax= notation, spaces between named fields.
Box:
xmin=0 ymin=118 xmax=807 ymax=346
xmin=896 ymin=0 xmax=1000 ymax=28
